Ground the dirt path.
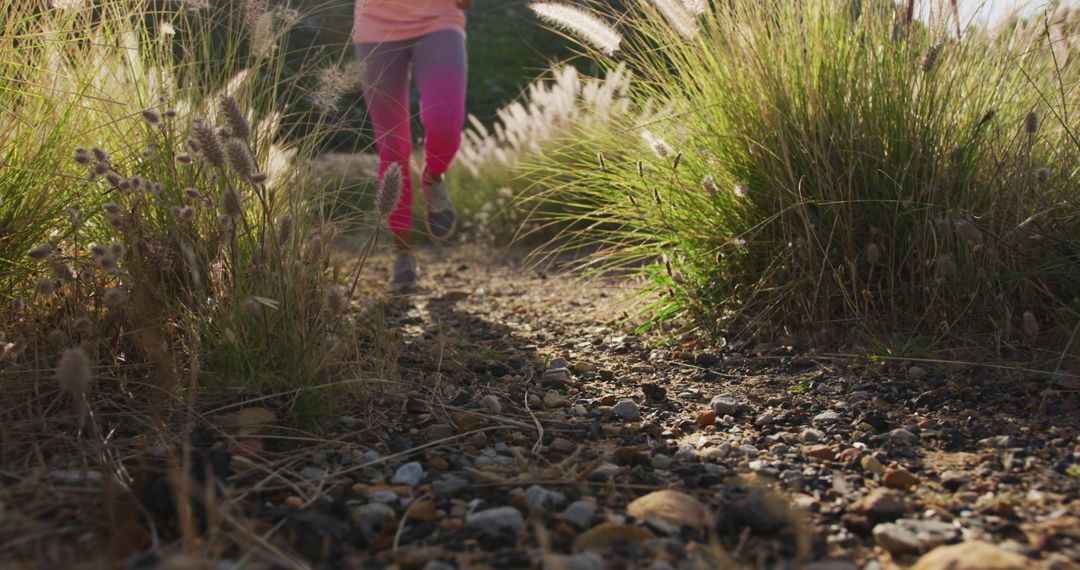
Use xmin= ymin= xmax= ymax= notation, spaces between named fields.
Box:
xmin=334 ymin=246 xmax=1079 ymax=569
xmin=5 ymin=246 xmax=1078 ymax=569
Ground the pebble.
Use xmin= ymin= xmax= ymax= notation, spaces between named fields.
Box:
xmin=754 ymin=413 xmax=775 ymax=427
xmin=887 ymin=428 xmax=919 ymax=446
xmin=589 ymin=462 xmax=622 ymax=480
xmin=651 ymin=454 xmax=673 ymax=470
xmin=351 ymin=503 xmax=396 ymax=541
xmin=467 ymin=506 xmax=525 ymax=536
xmin=543 ymin=391 xmax=571 ymax=409
xmin=391 ymin=461 xmax=424 ymax=486
xmin=422 ymin=561 xmax=456 ymax=570
xmin=50 ymin=470 xmax=103 ymax=485
xmin=549 ymin=357 xmax=570 ymax=369
xmin=883 ymin=466 xmax=919 ymax=490
xmin=300 ymin=467 xmax=328 ymax=481
xmin=523 ymin=485 xmax=566 ymax=511
xmin=574 ymin=361 xmax=596 ymax=373
xmin=710 ymin=394 xmax=742 ymax=416
xmin=802 ymin=445 xmax=837 ymax=461
xmin=628 ymin=490 xmax=708 ymax=530
xmin=873 ymin=519 xmax=960 ymax=556
xmin=432 ymin=474 xmax=469 ymax=497
xmin=479 ymin=394 xmax=502 ymax=413
xmin=801 ymin=428 xmax=826 ymax=443
xmin=909 ymin=540 xmax=1038 ymax=569
xmin=559 ymin=500 xmax=598 ymax=529
xmin=907 ymin=365 xmax=927 ymax=379
xmin=849 ymin=488 xmax=906 ymax=522
xmin=425 ymin=423 xmax=455 ymax=441
xmin=694 ymin=410 xmax=716 ymax=426
xmin=813 ymin=410 xmax=842 ymax=424
xmin=550 ymin=437 xmax=576 ymax=454
xmin=861 ymin=455 xmax=887 ymax=476
xmin=528 ymin=394 xmax=543 ymax=408
xmin=612 ymin=400 xmax=641 ymax=421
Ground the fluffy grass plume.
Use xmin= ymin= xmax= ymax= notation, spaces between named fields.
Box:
xmin=529 ymin=2 xmax=622 ymax=55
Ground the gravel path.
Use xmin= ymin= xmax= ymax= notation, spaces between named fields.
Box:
xmin=6 ymin=246 xmax=1078 ymax=569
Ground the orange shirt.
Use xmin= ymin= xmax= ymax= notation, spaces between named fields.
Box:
xmin=353 ymin=0 xmax=466 ymax=43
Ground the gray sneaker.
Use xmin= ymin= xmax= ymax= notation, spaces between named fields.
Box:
xmin=421 ymin=170 xmax=456 ymax=239
xmin=390 ymin=250 xmax=419 ymax=291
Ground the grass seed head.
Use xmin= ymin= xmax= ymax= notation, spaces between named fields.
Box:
xmin=866 ymin=243 xmax=881 ymax=265
xmin=954 ymin=219 xmax=984 ymax=246
xmin=103 ymin=287 xmax=126 ymax=307
xmin=1036 ymin=168 xmax=1049 ymax=184
xmin=377 ymin=163 xmax=403 ymax=217
xmin=921 ymin=42 xmax=943 ymax=72
xmin=278 ymin=214 xmax=293 ymax=243
xmin=241 ymin=297 xmax=261 ymax=318
xmin=324 ymin=286 xmax=348 ymax=315
xmin=1024 ymin=111 xmax=1039 ymax=135
xmin=528 ymin=3 xmax=622 ymax=55
xmin=250 ymin=172 xmax=269 ymax=184
xmin=176 ymin=153 xmax=194 ymax=165
xmin=192 ymin=118 xmax=226 ymax=168
xmin=222 ymin=188 xmax=243 ymax=218
xmin=225 ymin=139 xmax=255 ymax=178
xmin=36 ymin=279 xmax=59 ymax=295
xmin=1022 ymin=311 xmax=1039 ymax=339
xmin=702 ymin=175 xmax=718 ymax=196
xmin=73 ymin=148 xmax=92 ymax=165
xmin=27 ymin=243 xmax=54 ymax=261
xmin=219 ymin=94 xmax=251 ymax=140
xmin=50 ymin=259 xmax=75 ymax=280
xmin=184 ymin=187 xmax=201 ymax=200
xmin=733 ymin=183 xmax=748 ymax=198
xmin=56 ymin=346 xmax=92 ymax=400
xmin=141 ymin=109 xmax=161 ymax=125
xmin=103 ymin=201 xmax=122 ymax=215
xmin=89 ymin=243 xmax=108 ymax=257
xmin=91 ymin=147 xmax=109 ymax=163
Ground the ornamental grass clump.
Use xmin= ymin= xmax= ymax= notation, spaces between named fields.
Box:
xmin=0 ymin=0 xmax=372 ymax=424
xmin=527 ymin=0 xmax=1080 ymax=362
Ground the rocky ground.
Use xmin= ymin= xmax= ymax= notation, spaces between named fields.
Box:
xmin=4 ymin=246 xmax=1079 ymax=569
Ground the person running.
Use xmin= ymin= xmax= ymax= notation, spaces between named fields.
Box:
xmin=354 ymin=0 xmax=470 ymax=289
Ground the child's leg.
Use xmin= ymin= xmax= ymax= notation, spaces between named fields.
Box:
xmin=354 ymin=41 xmax=414 ymax=241
xmin=412 ymin=29 xmax=467 ymax=179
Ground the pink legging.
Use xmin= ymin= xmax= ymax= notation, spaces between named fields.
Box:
xmin=355 ymin=29 xmax=467 ymax=237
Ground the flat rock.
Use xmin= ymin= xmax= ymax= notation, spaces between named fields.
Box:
xmin=813 ymin=410 xmax=842 ymax=424
xmin=559 ymin=500 xmax=598 ymax=529
xmin=873 ymin=519 xmax=960 ymax=556
xmin=627 ymin=490 xmax=708 ymax=530
xmin=849 ymin=488 xmax=906 ymax=522
xmin=910 ymin=541 xmax=1039 ymax=570
xmin=883 ymin=466 xmax=919 ymax=490
xmin=391 ymin=461 xmax=424 ymax=486
xmin=543 ymin=391 xmax=571 ymax=409
xmin=802 ymin=444 xmax=837 ymax=461
xmin=467 ymin=506 xmax=525 ymax=537
xmin=612 ymin=400 xmax=641 ymax=421
xmin=710 ymin=394 xmax=742 ymax=416
xmin=523 ymin=485 xmax=566 ymax=512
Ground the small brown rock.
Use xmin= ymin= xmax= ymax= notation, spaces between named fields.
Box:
xmin=694 ymin=410 xmax=717 ymax=427
xmin=883 ymin=466 xmax=919 ymax=490
xmin=283 ymin=496 xmax=303 ymax=509
xmin=627 ymin=490 xmax=709 ymax=530
xmin=802 ymin=444 xmax=837 ymax=461
xmin=861 ymin=455 xmax=886 ymax=476
xmin=910 ymin=541 xmax=1038 ymax=570
xmin=849 ymin=488 xmax=906 ymax=522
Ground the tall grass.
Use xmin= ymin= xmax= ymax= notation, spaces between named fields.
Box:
xmin=0 ymin=0 xmax=366 ymax=411
xmin=447 ymin=63 xmax=632 ymax=245
xmin=528 ymin=0 xmax=1080 ymax=362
